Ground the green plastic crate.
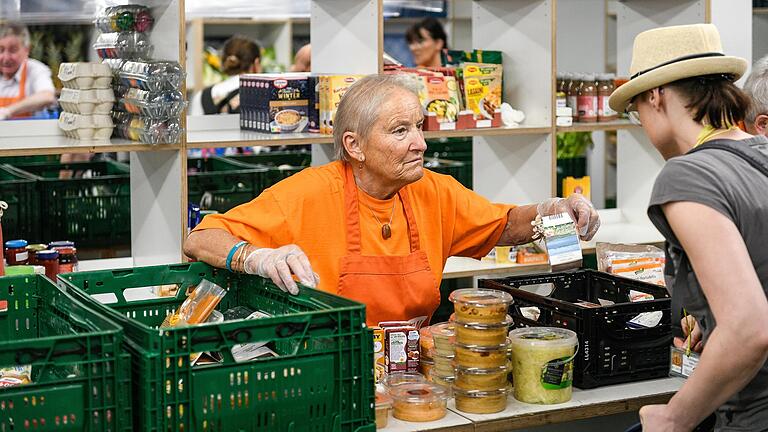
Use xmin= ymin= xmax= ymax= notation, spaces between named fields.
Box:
xmin=0 ymin=164 xmax=38 ymax=242
xmin=424 ymin=158 xmax=472 ymax=189
xmin=187 ymin=157 xmax=270 ymax=212
xmin=226 ymin=150 xmax=311 ymax=168
xmin=6 ymin=161 xmax=130 ymax=247
xmin=0 ymin=274 xmax=132 ymax=431
xmin=59 ymin=263 xmax=375 ymax=432
xmin=426 ymin=138 xmax=472 ymax=163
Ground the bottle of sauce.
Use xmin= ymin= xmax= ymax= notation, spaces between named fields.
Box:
xmin=597 ymin=73 xmax=618 ymax=122
xmin=566 ymin=73 xmax=580 ymax=121
xmin=577 ymin=74 xmax=598 ymax=123
xmin=556 ymin=73 xmax=567 ymax=109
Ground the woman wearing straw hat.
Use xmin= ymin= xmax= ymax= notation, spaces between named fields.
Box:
xmin=609 ymin=24 xmax=768 ymax=431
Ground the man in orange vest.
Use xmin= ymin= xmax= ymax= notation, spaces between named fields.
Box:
xmin=0 ymin=22 xmax=55 ymax=120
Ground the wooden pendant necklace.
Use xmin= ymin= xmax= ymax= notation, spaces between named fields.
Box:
xmin=365 ymin=198 xmax=397 ymax=240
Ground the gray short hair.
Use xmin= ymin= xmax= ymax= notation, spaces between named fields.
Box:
xmin=744 ymin=55 xmax=768 ymax=124
xmin=333 ymin=74 xmax=420 ymax=161
xmin=0 ymin=22 xmax=30 ymax=47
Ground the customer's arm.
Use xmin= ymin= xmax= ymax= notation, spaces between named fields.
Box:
xmin=639 ymin=202 xmax=768 ymax=431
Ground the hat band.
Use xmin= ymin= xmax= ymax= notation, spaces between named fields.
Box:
xmin=630 ymin=52 xmax=725 ymax=80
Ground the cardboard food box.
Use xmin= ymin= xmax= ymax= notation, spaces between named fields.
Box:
xmin=239 ymin=73 xmax=311 ymax=134
xmin=319 ymin=75 xmax=364 ymax=135
xmin=422 ymin=75 xmax=461 ymax=131
xmin=384 ymin=326 xmax=420 ymax=374
xmin=373 ymin=327 xmax=386 ymax=384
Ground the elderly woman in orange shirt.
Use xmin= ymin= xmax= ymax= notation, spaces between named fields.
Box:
xmin=184 ymin=74 xmax=600 ymax=326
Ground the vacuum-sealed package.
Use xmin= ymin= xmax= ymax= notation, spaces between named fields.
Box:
xmin=118 ymin=60 xmax=184 ymax=92
xmin=94 ymin=32 xmax=153 ymax=60
xmin=95 ymin=4 xmax=154 ymax=33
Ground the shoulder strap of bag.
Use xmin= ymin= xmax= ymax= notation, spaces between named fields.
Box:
xmin=689 ymin=140 xmax=768 ymax=178
xmin=218 ymin=88 xmax=240 ymax=114
xmin=200 ymin=86 xmax=219 ymax=115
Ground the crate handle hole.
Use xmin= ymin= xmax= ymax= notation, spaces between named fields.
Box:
xmin=7 ymin=285 xmax=13 ymax=296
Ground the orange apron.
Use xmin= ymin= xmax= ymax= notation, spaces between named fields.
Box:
xmin=337 ymin=162 xmax=441 ymax=327
xmin=0 ymin=62 xmax=30 ymax=118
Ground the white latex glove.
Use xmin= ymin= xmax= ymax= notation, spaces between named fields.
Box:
xmin=536 ymin=194 xmax=600 ymax=241
xmin=243 ymin=244 xmax=320 ymax=295
xmin=0 ymin=107 xmax=10 ymax=121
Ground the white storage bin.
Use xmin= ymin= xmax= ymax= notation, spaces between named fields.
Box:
xmin=58 ymin=63 xmax=112 ymax=90
xmin=59 ymin=88 xmax=115 ymax=115
xmin=58 ymin=112 xmax=114 ymax=140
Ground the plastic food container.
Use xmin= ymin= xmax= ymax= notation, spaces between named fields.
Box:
xmin=375 ymin=391 xmax=392 ymax=428
xmin=58 ymin=112 xmax=114 ymax=140
xmin=432 ymin=375 xmax=454 ymax=389
xmin=455 ymin=340 xmax=510 ymax=369
xmin=383 ymin=372 xmax=426 ymax=389
xmin=450 ymin=288 xmax=513 ymax=324
xmin=419 ymin=325 xmax=435 ymax=355
xmin=59 ymin=88 xmax=115 ymax=115
xmin=94 ymin=32 xmax=153 ymax=60
xmin=117 ymin=88 xmax=185 ymax=119
xmin=420 ymin=356 xmax=434 ymax=379
xmin=429 ymin=322 xmax=456 ymax=356
xmin=509 ymin=327 xmax=578 ymax=404
xmin=95 ymin=4 xmax=154 ymax=33
xmin=112 ymin=112 xmax=182 ymax=144
xmin=390 ymin=382 xmax=450 ymax=422
xmin=58 ymin=62 xmax=112 ymax=89
xmin=453 ymin=315 xmax=513 ymax=346
xmin=118 ymin=60 xmax=184 ymax=92
xmin=455 ymin=365 xmax=509 ymax=391
xmin=453 ymin=387 xmax=510 ymax=414
xmin=432 ymin=353 xmax=455 ymax=378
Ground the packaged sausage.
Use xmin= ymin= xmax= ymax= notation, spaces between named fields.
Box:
xmin=160 ymin=279 xmax=226 ymax=328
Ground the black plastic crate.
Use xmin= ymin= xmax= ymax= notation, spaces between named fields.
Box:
xmin=480 ymin=269 xmax=672 ymax=389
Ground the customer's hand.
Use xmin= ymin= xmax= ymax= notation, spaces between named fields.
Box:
xmin=536 ymin=194 xmax=600 ymax=241
xmin=674 ymin=315 xmax=703 ymax=353
xmin=243 ymin=245 xmax=320 ymax=295
xmin=640 ymin=404 xmax=689 ymax=432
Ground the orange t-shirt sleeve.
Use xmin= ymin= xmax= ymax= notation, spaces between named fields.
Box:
xmin=441 ymin=177 xmax=514 ymax=259
xmin=192 ymin=189 xmax=293 ymax=248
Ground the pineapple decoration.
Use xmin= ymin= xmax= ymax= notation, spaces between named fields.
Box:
xmin=46 ymin=39 xmax=63 ymax=90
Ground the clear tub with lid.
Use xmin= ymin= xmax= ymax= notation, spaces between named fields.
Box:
xmin=450 ymin=288 xmax=513 ymax=324
xmin=453 ymin=387 xmax=510 ymax=414
xmin=375 ymin=391 xmax=392 ymax=428
xmin=5 ymin=239 xmax=29 ymax=266
xmin=390 ymin=382 xmax=450 ymax=422
xmin=117 ymin=88 xmax=185 ymax=119
xmin=428 ymin=322 xmax=455 ymax=356
xmin=432 ymin=353 xmax=455 ymax=378
xmin=453 ymin=314 xmax=513 ymax=346
xmin=382 ymin=372 xmax=426 ymax=389
xmin=59 ymin=88 xmax=115 ymax=115
xmin=118 ymin=61 xmax=184 ymax=92
xmin=58 ymin=62 xmax=112 ymax=89
xmin=58 ymin=112 xmax=114 ymax=140
xmin=455 ymin=339 xmax=510 ymax=369
xmin=94 ymin=32 xmax=153 ymax=60
xmin=509 ymin=327 xmax=578 ymax=404
xmin=455 ymin=364 xmax=509 ymax=391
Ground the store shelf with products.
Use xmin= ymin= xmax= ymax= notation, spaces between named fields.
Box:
xmin=556 ymin=119 xmax=639 ymax=133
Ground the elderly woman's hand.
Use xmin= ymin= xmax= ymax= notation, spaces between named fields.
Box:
xmin=537 ymin=194 xmax=600 ymax=241
xmin=244 ymin=245 xmax=320 ymax=295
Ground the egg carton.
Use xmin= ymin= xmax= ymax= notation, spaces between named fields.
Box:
xmin=58 ymin=62 xmax=112 ymax=90
xmin=58 ymin=112 xmax=114 ymax=140
xmin=117 ymin=60 xmax=184 ymax=92
xmin=94 ymin=32 xmax=153 ymax=60
xmin=116 ymin=87 xmax=185 ymax=119
xmin=59 ymin=88 xmax=116 ymax=115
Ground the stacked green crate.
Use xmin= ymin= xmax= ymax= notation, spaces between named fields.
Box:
xmin=59 ymin=262 xmax=375 ymax=432
xmin=188 ymin=157 xmax=270 ymax=213
xmin=0 ymin=164 xmax=38 ymax=242
xmin=0 ymin=274 xmax=132 ymax=431
xmin=426 ymin=138 xmax=472 ymax=188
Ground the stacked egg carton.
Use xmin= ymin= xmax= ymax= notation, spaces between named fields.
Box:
xmin=450 ymin=288 xmax=514 ymax=414
xmin=92 ymin=4 xmax=185 ymax=144
xmin=57 ymin=63 xmax=115 ymax=140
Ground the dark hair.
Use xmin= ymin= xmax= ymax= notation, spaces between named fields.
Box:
xmin=405 ymin=17 xmax=447 ymax=48
xmin=221 ymin=35 xmax=261 ymax=75
xmin=668 ymin=74 xmax=750 ymax=129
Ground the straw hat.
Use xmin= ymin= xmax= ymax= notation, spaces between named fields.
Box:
xmin=608 ymin=24 xmax=747 ymax=113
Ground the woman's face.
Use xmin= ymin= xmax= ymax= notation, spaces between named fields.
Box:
xmin=634 ymin=89 xmax=676 ymax=158
xmin=362 ymin=89 xmax=427 ymax=188
xmin=409 ymin=28 xmax=443 ymax=67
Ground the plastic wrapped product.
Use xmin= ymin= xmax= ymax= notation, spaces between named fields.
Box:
xmin=118 ymin=60 xmax=184 ymax=92
xmin=117 ymin=88 xmax=185 ymax=119
xmin=112 ymin=112 xmax=182 ymax=144
xmin=58 ymin=62 xmax=112 ymax=89
xmin=453 ymin=315 xmax=513 ymax=347
xmin=160 ymin=279 xmax=226 ymax=327
xmin=58 ymin=112 xmax=114 ymax=140
xmin=509 ymin=327 xmax=578 ymax=404
xmin=59 ymin=88 xmax=115 ymax=115
xmin=390 ymin=382 xmax=449 ymax=422
xmin=95 ymin=4 xmax=154 ymax=33
xmin=93 ymin=32 xmax=153 ymax=60
xmin=453 ymin=387 xmax=509 ymax=414
xmin=449 ymin=288 xmax=513 ymax=324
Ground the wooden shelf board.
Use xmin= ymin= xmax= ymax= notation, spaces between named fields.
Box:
xmin=0 ymin=136 xmax=180 ymax=156
xmin=557 ymin=119 xmax=639 ymax=133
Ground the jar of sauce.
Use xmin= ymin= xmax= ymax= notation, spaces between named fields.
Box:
xmin=26 ymin=244 xmax=47 ymax=265
xmin=577 ymin=74 xmax=598 ymax=122
xmin=36 ymin=250 xmax=60 ymax=280
xmin=597 ymin=73 xmax=618 ymax=122
xmin=5 ymin=240 xmax=29 ymax=266
xmin=50 ymin=241 xmax=78 ymax=273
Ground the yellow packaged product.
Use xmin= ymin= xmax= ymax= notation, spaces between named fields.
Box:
xmin=323 ymin=75 xmax=364 ymax=135
xmin=463 ymin=63 xmax=503 ymax=120
xmin=0 ymin=365 xmax=31 ymax=388
xmin=422 ymin=75 xmax=460 ymax=124
xmin=373 ymin=327 xmax=386 ymax=383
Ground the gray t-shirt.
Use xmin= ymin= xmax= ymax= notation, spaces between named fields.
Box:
xmin=647 ymin=135 xmax=768 ymax=431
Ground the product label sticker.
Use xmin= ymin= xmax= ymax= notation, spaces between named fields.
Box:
xmin=540 ymin=356 xmax=574 ymax=390
xmin=389 ymin=332 xmax=407 ymax=363
xmin=670 ymin=346 xmax=699 ymax=378
xmin=541 ymin=213 xmax=583 ymax=268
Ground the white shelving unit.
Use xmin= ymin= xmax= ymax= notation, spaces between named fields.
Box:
xmin=0 ymin=0 xmax=754 ymax=276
